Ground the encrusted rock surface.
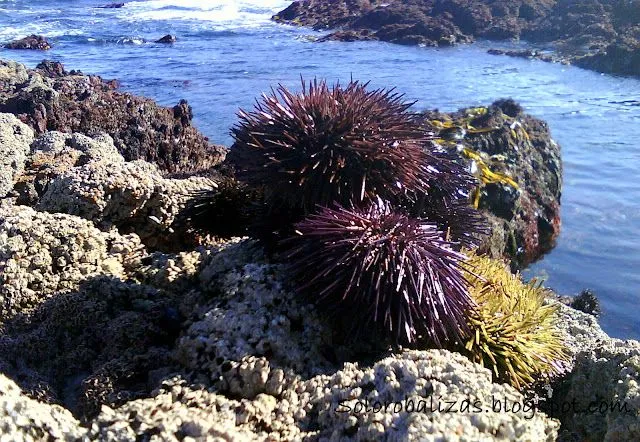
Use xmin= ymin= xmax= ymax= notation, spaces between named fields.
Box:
xmin=0 ymin=113 xmax=33 ymax=198
xmin=37 ymin=147 xmax=216 ymax=251
xmin=548 ymin=303 xmax=640 ymax=441
xmin=0 ymin=59 xmax=226 ymax=174
xmin=0 ymin=203 xmax=144 ymax=322
xmin=0 ymin=374 xmax=83 ymax=441
xmin=274 ymin=0 xmax=640 ymax=77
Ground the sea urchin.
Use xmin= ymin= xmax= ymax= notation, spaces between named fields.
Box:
xmin=283 ymin=201 xmax=474 ymax=346
xmin=461 ymin=253 xmax=570 ymax=389
xmin=228 ymin=79 xmax=441 ymax=215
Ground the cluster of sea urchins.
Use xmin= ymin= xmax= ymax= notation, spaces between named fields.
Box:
xmin=224 ymin=79 xmax=488 ymax=345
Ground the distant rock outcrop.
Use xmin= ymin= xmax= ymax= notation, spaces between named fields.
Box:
xmin=4 ymin=35 xmax=51 ymax=50
xmin=274 ymin=0 xmax=640 ymax=77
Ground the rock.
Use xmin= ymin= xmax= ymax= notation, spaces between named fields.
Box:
xmin=35 ymin=60 xmax=68 ymax=78
xmin=274 ymin=0 xmax=640 ymax=78
xmin=487 ymin=48 xmax=567 ymax=64
xmin=3 ymin=35 xmax=51 ymax=51
xmin=88 ymin=350 xmax=560 ymax=441
xmin=35 ymin=143 xmax=218 ymax=251
xmin=548 ymin=303 xmax=640 ymax=441
xmin=176 ymin=244 xmax=346 ymax=397
xmin=87 ymin=378 xmax=257 ymax=441
xmin=0 ymin=203 xmax=145 ymax=322
xmin=155 ymin=34 xmax=177 ymax=44
xmin=575 ymin=40 xmax=640 ymax=76
xmin=0 ymin=374 xmax=84 ymax=441
xmin=421 ymin=99 xmax=562 ymax=268
xmin=0 ymin=277 xmax=184 ymax=418
xmin=0 ymin=113 xmax=33 ymax=198
xmin=0 ymin=59 xmax=227 ymax=175
xmin=12 ymin=132 xmax=123 ymax=206
xmin=97 ymin=2 xmax=125 ymax=8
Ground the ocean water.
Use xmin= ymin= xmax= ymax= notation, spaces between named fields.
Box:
xmin=1 ymin=0 xmax=639 ymax=340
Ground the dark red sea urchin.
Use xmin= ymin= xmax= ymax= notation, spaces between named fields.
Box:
xmin=228 ymin=79 xmax=440 ymax=215
xmin=283 ymin=201 xmax=474 ymax=346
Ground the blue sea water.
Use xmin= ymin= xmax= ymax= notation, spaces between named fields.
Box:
xmin=1 ymin=0 xmax=639 ymax=340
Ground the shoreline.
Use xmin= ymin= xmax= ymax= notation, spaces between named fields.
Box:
xmin=0 ymin=58 xmax=638 ymax=440
xmin=273 ymin=0 xmax=640 ymax=79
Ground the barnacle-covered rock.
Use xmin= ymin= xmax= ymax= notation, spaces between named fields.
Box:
xmin=87 ymin=378 xmax=258 ymax=441
xmin=0 ymin=113 xmax=34 ymax=198
xmin=0 ymin=203 xmax=144 ymax=321
xmin=0 ymin=374 xmax=84 ymax=441
xmin=88 ymin=351 xmax=561 ymax=441
xmin=13 ymin=131 xmax=123 ymax=205
xmin=0 ymin=59 xmax=226 ymax=174
xmin=548 ymin=303 xmax=640 ymax=441
xmin=309 ymin=350 xmax=559 ymax=441
xmin=176 ymin=242 xmax=344 ymax=398
xmin=37 ymin=153 xmax=217 ymax=251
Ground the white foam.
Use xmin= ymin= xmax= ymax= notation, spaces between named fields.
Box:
xmin=0 ymin=23 xmax=85 ymax=40
xmin=120 ymin=0 xmax=292 ymax=29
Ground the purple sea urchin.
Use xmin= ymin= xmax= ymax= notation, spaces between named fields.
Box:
xmin=228 ymin=79 xmax=440 ymax=215
xmin=283 ymin=202 xmax=474 ymax=346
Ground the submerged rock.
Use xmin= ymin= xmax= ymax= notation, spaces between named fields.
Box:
xmin=4 ymin=35 xmax=51 ymax=51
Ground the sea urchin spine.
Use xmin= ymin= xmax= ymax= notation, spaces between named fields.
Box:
xmin=283 ymin=201 xmax=474 ymax=346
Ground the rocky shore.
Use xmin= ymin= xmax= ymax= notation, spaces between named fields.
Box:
xmin=274 ymin=0 xmax=640 ymax=77
xmin=0 ymin=60 xmax=638 ymax=440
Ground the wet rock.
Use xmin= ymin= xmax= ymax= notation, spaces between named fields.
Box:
xmin=155 ymin=34 xmax=177 ymax=43
xmin=575 ymin=40 xmax=640 ymax=76
xmin=0 ymin=113 xmax=34 ymax=198
xmin=97 ymin=3 xmax=125 ymax=8
xmin=487 ymin=48 xmax=568 ymax=64
xmin=0 ymin=59 xmax=226 ymax=175
xmin=421 ymin=99 xmax=562 ymax=268
xmin=4 ymin=35 xmax=51 ymax=51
